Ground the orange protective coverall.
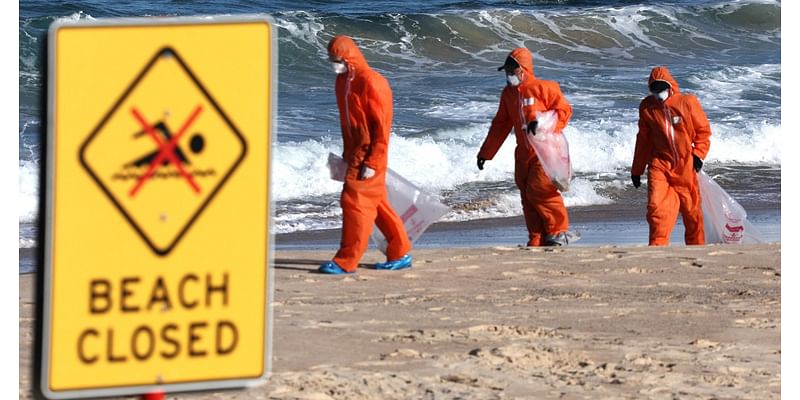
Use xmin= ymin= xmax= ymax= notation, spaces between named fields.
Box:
xmin=328 ymin=36 xmax=411 ymax=272
xmin=478 ymin=48 xmax=573 ymax=246
xmin=632 ymin=66 xmax=712 ymax=246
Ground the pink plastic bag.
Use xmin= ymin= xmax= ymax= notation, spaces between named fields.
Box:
xmin=698 ymin=171 xmax=765 ymax=244
xmin=525 ymin=111 xmax=572 ymax=192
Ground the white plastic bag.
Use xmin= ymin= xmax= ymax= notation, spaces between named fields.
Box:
xmin=327 ymin=152 xmax=347 ymax=181
xmin=525 ymin=110 xmax=573 ymax=192
xmin=327 ymin=153 xmax=450 ymax=254
xmin=698 ymin=171 xmax=765 ymax=244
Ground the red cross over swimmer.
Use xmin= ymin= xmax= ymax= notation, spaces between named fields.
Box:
xmin=128 ymin=105 xmax=203 ymax=197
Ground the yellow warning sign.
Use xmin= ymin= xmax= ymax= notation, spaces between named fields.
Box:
xmin=42 ymin=16 xmax=274 ymax=399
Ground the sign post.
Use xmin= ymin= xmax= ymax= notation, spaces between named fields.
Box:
xmin=41 ymin=16 xmax=275 ymax=399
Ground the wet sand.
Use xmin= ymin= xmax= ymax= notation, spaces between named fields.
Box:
xmin=273 ymin=205 xmax=781 ymax=251
xmin=19 ymin=243 xmax=780 ymax=399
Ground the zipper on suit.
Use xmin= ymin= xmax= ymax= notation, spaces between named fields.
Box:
xmin=517 ymin=88 xmax=533 ymax=152
xmin=344 ymin=65 xmax=354 ymax=133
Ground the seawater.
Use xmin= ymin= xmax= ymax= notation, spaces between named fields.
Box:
xmin=19 ymin=0 xmax=781 ymax=270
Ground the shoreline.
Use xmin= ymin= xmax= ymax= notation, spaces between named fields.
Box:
xmin=18 ymin=204 xmax=781 ymax=274
xmin=273 ymin=204 xmax=781 ymax=251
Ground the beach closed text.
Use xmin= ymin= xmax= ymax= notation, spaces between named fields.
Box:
xmin=76 ymin=272 xmax=239 ymax=364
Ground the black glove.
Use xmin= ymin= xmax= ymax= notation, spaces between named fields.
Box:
xmin=631 ymin=175 xmax=641 ymax=188
xmin=477 ymin=156 xmax=486 ymax=170
xmin=527 ymin=120 xmax=538 ymax=135
xmin=692 ymin=154 xmax=703 ymax=172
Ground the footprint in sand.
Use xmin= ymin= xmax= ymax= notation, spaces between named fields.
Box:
xmin=679 ymin=261 xmax=704 ymax=268
xmin=379 ymin=324 xmax=563 ymax=344
xmin=624 ymin=353 xmax=656 ymax=367
xmin=514 ymin=295 xmax=535 ymax=304
xmin=541 ymin=269 xmax=574 ymax=276
xmin=398 ymin=297 xmax=419 ymax=305
xmin=690 ymin=338 xmax=721 ymax=349
xmin=471 ymin=342 xmax=589 ymax=375
xmin=383 ymin=348 xmax=423 ymax=359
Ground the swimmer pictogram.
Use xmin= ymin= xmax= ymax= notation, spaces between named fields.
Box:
xmin=79 ymin=47 xmax=247 ymax=256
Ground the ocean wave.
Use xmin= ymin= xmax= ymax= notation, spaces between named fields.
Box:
xmin=270 ymin=1 xmax=780 ymax=73
xmin=267 ymin=117 xmax=780 ymax=203
xmin=19 ymin=159 xmax=40 ymax=225
xmin=440 ymin=177 xmax=614 ymax=222
xmin=269 ymin=175 xmax=616 ymax=234
xmin=54 ymin=11 xmax=96 ymax=24
xmin=18 ymin=1 xmax=781 ymax=76
xmin=687 ymin=64 xmax=781 ymax=111
xmin=19 ymin=116 xmax=777 ymax=223
xmin=18 ymin=2 xmax=781 ymax=121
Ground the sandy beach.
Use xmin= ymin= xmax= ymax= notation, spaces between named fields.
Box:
xmin=19 ymin=243 xmax=780 ymax=399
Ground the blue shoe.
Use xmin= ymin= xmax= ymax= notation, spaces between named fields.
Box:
xmin=318 ymin=261 xmax=352 ymax=275
xmin=375 ymin=254 xmax=413 ymax=271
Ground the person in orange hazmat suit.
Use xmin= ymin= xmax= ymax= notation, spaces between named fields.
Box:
xmin=476 ymin=48 xmax=574 ymax=247
xmin=318 ymin=35 xmax=412 ymax=275
xmin=631 ymin=66 xmax=712 ymax=246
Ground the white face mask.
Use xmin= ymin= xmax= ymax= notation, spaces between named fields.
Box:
xmin=657 ymin=90 xmax=669 ymax=101
xmin=506 ymin=74 xmax=521 ymax=87
xmin=332 ymin=61 xmax=347 ymax=75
